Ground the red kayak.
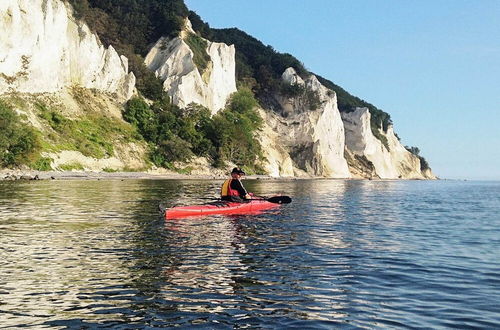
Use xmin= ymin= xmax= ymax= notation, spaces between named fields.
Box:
xmin=162 ymin=196 xmax=291 ymax=219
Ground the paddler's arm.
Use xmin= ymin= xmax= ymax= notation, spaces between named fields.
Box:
xmin=231 ymin=179 xmax=251 ymax=199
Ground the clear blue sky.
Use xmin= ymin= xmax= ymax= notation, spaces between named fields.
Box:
xmin=186 ymin=0 xmax=500 ymax=180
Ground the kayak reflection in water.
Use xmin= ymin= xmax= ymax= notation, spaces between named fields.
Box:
xmin=220 ymin=167 xmax=253 ymax=203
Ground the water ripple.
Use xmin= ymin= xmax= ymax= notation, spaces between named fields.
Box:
xmin=0 ymin=179 xmax=499 ymax=328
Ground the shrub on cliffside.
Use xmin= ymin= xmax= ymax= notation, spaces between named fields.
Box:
xmin=123 ymin=89 xmax=263 ymax=171
xmin=184 ymin=34 xmax=210 ymax=73
xmin=0 ymin=101 xmax=41 ymax=167
xmin=177 ymin=104 xmax=215 ymax=157
xmin=280 ymin=82 xmax=322 ymax=111
xmin=405 ymin=146 xmax=431 ymax=171
xmin=123 ymin=98 xmax=159 ymax=142
xmin=124 ymin=97 xmax=207 ymax=167
xmin=208 ymin=88 xmax=263 ymax=168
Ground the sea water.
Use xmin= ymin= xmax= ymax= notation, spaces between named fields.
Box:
xmin=0 ymin=179 xmax=499 ymax=328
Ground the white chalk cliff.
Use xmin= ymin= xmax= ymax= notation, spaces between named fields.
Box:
xmin=261 ymin=67 xmax=351 ymax=178
xmin=0 ymin=0 xmax=146 ymax=172
xmin=0 ymin=0 xmax=135 ymax=100
xmin=257 ymin=109 xmax=300 ymax=177
xmin=259 ymin=67 xmax=434 ymax=179
xmin=0 ymin=0 xmax=434 ymax=178
xmin=145 ymin=20 xmax=237 ymax=114
xmin=342 ymin=107 xmax=436 ymax=179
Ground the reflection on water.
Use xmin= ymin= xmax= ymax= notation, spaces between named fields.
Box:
xmin=0 ymin=179 xmax=499 ymax=328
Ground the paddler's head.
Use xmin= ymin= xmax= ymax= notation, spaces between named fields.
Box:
xmin=231 ymin=167 xmax=245 ymax=179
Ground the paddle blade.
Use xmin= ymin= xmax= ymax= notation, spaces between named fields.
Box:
xmin=267 ymin=196 xmax=292 ymax=204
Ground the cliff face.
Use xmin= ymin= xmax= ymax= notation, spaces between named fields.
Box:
xmin=257 ymin=109 xmax=302 ymax=177
xmin=259 ymin=68 xmax=434 ymax=179
xmin=261 ymin=67 xmax=350 ymax=178
xmin=0 ymin=0 xmax=434 ymax=178
xmin=342 ymin=108 xmax=436 ymax=179
xmin=145 ymin=20 xmax=236 ymax=114
xmin=0 ymin=0 xmax=147 ymax=172
xmin=0 ymin=0 xmax=135 ymax=100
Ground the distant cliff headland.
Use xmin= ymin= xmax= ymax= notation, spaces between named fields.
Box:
xmin=0 ymin=0 xmax=435 ymax=179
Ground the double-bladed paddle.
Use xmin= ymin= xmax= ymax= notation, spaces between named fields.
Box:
xmin=187 ymin=195 xmax=292 ymax=204
xmin=254 ymin=195 xmax=292 ymax=204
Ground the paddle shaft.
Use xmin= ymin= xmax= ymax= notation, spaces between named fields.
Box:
xmin=192 ymin=195 xmax=291 ymax=204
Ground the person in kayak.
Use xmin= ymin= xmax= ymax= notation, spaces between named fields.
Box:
xmin=221 ymin=167 xmax=252 ymax=202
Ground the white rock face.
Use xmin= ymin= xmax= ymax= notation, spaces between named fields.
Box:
xmin=0 ymin=0 xmax=135 ymax=100
xmin=342 ymin=107 xmax=435 ymax=179
xmin=257 ymin=109 xmax=297 ymax=177
xmin=145 ymin=20 xmax=237 ymax=114
xmin=266 ymin=67 xmax=350 ymax=178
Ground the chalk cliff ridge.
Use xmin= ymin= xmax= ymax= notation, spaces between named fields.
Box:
xmin=0 ymin=0 xmax=135 ymax=100
xmin=0 ymin=0 xmax=435 ymax=178
xmin=259 ymin=67 xmax=350 ymax=178
xmin=0 ymin=0 xmax=146 ymax=172
xmin=256 ymin=67 xmax=435 ymax=179
xmin=342 ymin=108 xmax=436 ymax=179
xmin=145 ymin=20 xmax=237 ymax=114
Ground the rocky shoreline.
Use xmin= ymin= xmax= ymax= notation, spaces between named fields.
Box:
xmin=0 ymin=169 xmax=220 ymax=181
xmin=0 ymin=169 xmax=437 ymax=182
xmin=0 ymin=169 xmax=301 ymax=181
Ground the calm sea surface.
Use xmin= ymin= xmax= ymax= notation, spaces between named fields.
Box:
xmin=0 ymin=179 xmax=499 ymax=328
